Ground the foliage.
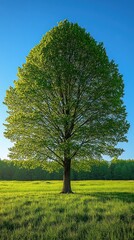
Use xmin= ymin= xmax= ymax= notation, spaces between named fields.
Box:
xmin=4 ymin=20 xmax=129 ymax=167
xmin=0 ymin=159 xmax=134 ymax=180
xmin=0 ymin=180 xmax=134 ymax=240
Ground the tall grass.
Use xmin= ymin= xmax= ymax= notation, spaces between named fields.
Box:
xmin=0 ymin=180 xmax=134 ymax=240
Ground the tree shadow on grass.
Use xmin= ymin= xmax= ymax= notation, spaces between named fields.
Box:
xmin=87 ymin=192 xmax=134 ymax=203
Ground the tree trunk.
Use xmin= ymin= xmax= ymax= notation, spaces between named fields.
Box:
xmin=61 ymin=159 xmax=73 ymax=193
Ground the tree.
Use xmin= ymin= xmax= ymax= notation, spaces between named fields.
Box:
xmin=4 ymin=20 xmax=129 ymax=193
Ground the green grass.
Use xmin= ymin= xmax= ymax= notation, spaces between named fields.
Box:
xmin=0 ymin=180 xmax=134 ymax=240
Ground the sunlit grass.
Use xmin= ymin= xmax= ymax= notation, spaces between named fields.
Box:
xmin=0 ymin=180 xmax=134 ymax=240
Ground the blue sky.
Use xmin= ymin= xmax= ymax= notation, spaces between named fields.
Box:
xmin=0 ymin=0 xmax=134 ymax=159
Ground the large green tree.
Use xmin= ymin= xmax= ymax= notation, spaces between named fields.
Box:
xmin=4 ymin=20 xmax=129 ymax=193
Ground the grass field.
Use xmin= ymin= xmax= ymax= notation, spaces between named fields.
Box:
xmin=0 ymin=180 xmax=134 ymax=240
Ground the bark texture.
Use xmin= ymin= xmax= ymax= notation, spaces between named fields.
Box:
xmin=61 ymin=160 xmax=73 ymax=193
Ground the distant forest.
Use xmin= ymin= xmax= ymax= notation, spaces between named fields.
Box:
xmin=0 ymin=159 xmax=134 ymax=180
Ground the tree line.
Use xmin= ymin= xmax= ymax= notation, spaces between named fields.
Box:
xmin=0 ymin=159 xmax=133 ymax=180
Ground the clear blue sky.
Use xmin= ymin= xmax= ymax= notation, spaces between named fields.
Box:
xmin=0 ymin=0 xmax=134 ymax=160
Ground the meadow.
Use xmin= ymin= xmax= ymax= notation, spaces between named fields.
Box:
xmin=0 ymin=180 xmax=134 ymax=240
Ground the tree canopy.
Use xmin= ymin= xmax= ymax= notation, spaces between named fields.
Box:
xmin=4 ymin=20 xmax=129 ymax=192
